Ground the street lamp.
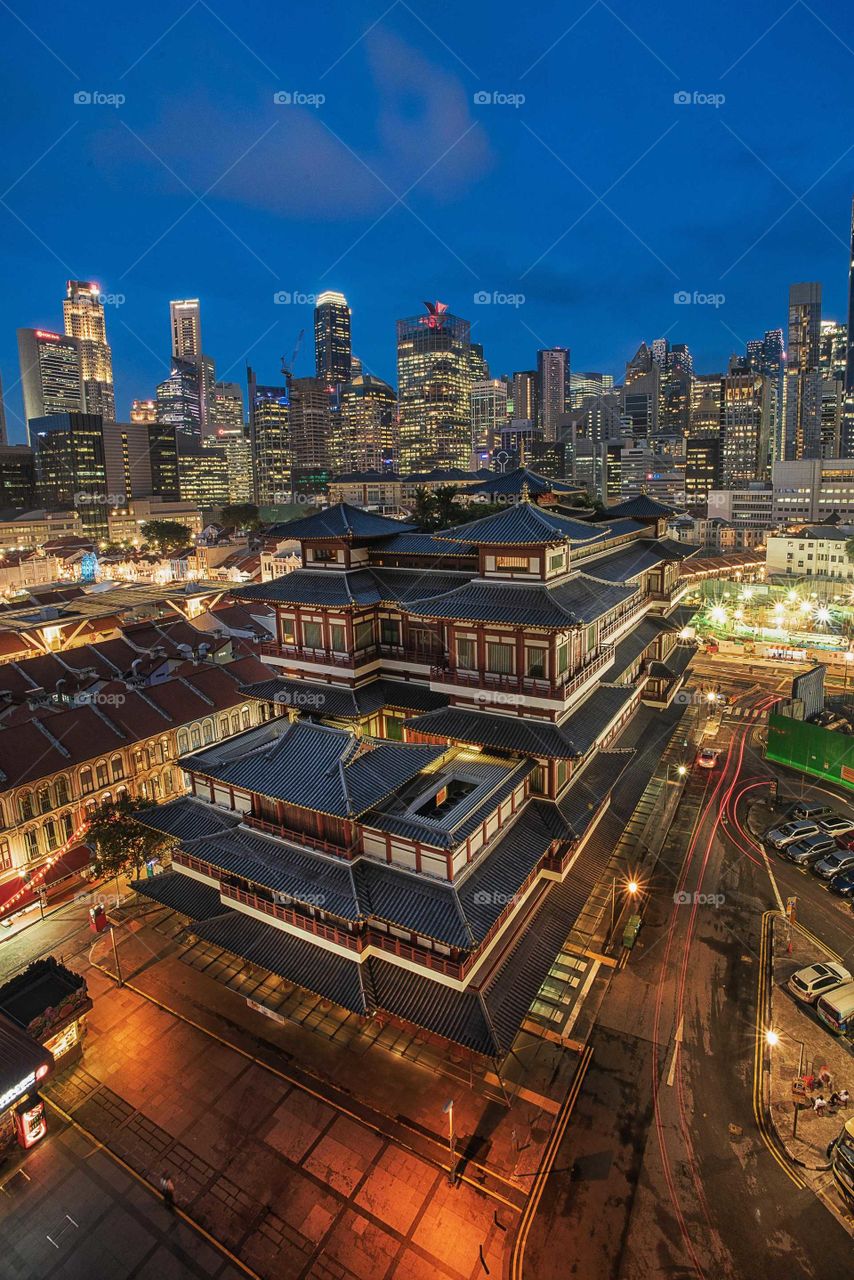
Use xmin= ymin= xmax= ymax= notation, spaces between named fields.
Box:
xmin=443 ymin=1099 xmax=456 ymax=1186
xmin=611 ymin=875 xmax=641 ymax=935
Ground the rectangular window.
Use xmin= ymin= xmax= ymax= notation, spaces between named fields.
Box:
xmin=302 ymin=620 xmax=323 ymax=650
xmin=456 ymin=637 xmax=476 ymax=670
xmin=495 ymin=555 xmax=529 ymax=570
xmin=586 ymin=623 xmax=597 ymax=653
xmin=329 ymin=622 xmax=346 ymax=652
xmin=96 ymin=763 xmax=109 ymax=788
xmin=380 ymin=619 xmax=400 ymax=646
xmin=0 ymin=840 xmax=10 ymax=870
xmin=354 ymin=620 xmax=374 ymax=651
xmin=549 ymin=551 xmax=564 ymax=571
xmin=25 ymin=829 xmax=39 ymax=859
xmin=557 ymin=643 xmax=569 ymax=675
xmin=487 ymin=642 xmax=514 ymax=675
xmin=280 ymin=614 xmax=295 ymax=644
xmin=525 ymin=647 xmax=547 ymax=678
xmin=313 ymin=547 xmax=336 ymax=563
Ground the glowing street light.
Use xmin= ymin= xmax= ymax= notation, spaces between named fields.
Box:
xmin=815 ymin=606 xmax=831 ymax=626
xmin=709 ymin=605 xmax=727 ymax=625
xmin=799 ymin=600 xmax=813 ymax=615
xmin=765 ymin=1029 xmax=779 ymax=1048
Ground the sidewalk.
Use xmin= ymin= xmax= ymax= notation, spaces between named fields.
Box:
xmin=767 ymin=915 xmax=854 ymax=1171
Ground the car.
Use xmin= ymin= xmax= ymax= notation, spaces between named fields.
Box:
xmin=814 ymin=850 xmax=854 ymax=880
xmin=835 ymin=832 xmax=854 ymax=852
xmin=789 ymin=802 xmax=836 ymax=821
xmin=785 ymin=834 xmax=837 ymax=866
xmin=787 ymin=961 xmax=852 ymax=1005
xmin=829 ymin=869 xmax=854 ymax=898
xmin=819 ymin=814 xmax=854 ymax=837
xmin=696 ymin=748 xmax=721 ymax=770
xmin=766 ymin=820 xmax=820 ymax=850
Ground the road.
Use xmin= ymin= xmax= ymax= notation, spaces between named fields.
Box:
xmin=522 ymin=673 xmax=853 ymax=1279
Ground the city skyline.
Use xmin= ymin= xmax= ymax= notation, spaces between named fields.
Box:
xmin=2 ymin=3 xmax=853 ymax=439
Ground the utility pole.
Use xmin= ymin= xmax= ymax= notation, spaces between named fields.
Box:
xmin=110 ymin=926 xmax=124 ymax=987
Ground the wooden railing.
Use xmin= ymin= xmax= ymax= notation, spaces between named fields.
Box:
xmin=242 ymin=814 xmax=361 ymax=858
xmin=259 ymin=642 xmax=377 ymax=667
xmin=429 ymin=643 xmax=614 ymax=700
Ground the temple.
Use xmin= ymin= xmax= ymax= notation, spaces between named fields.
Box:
xmin=135 ymin=488 xmax=699 ymax=1061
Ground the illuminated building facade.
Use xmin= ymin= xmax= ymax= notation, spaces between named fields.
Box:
xmin=31 ymin=413 xmax=110 ymax=540
xmin=720 ymin=371 xmax=771 ymax=487
xmin=130 ymin=399 xmax=157 ymax=424
xmin=178 ymin=444 xmax=230 ymax=508
xmin=206 ymin=426 xmax=253 ymax=503
xmin=248 ymin=368 xmax=290 ymax=505
xmin=170 ymin=298 xmax=202 ymax=359
xmin=397 ymin=302 xmax=473 ymax=471
xmin=17 ymin=329 xmax=83 ymax=439
xmin=289 ymin=377 xmax=333 ymax=496
xmin=537 ymin=349 xmax=569 ymax=441
xmin=470 ymin=379 xmax=508 ymax=462
xmin=314 ymin=291 xmax=352 ymax=384
xmin=156 ymin=358 xmax=203 ymax=447
xmin=337 ymin=374 xmax=396 ymax=474
xmin=62 ymin=281 xmax=115 ymax=421
xmin=783 ymin=282 xmax=822 ymax=460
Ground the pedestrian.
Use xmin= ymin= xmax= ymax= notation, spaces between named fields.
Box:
xmin=839 ymin=1089 xmax=850 ymax=1106
xmin=160 ymin=1171 xmax=175 ymax=1211
xmin=813 ymin=1096 xmax=827 ymax=1115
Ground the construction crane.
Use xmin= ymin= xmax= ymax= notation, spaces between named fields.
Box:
xmin=281 ymin=328 xmax=305 ymax=378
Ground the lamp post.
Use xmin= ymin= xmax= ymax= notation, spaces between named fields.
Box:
xmin=110 ymin=925 xmax=124 ymax=988
xmin=611 ymin=876 xmax=640 ymax=937
xmin=443 ymin=1099 xmax=456 ymax=1186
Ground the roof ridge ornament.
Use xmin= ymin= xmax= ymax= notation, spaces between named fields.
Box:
xmin=520 ymin=479 xmax=531 ymax=504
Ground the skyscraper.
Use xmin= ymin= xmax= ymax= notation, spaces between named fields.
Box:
xmin=30 ymin=412 xmax=109 ymax=539
xmin=622 ymin=344 xmax=659 ymax=436
xmin=470 ymin=379 xmax=508 ymax=463
xmin=170 ymin=298 xmax=202 ymax=359
xmin=746 ymin=329 xmax=785 ymax=462
xmin=63 ymin=280 xmax=115 ymax=420
xmin=337 ymin=375 xmax=396 ymax=474
xmin=569 ymin=372 xmax=615 ymax=409
xmin=130 ymin=399 xmax=157 ymax=424
xmin=783 ymin=282 xmax=822 ymax=460
xmin=156 ymin=358 xmax=203 ymax=446
xmin=248 ymin=367 xmax=290 ymax=505
xmin=537 ymin=348 xmax=569 ymax=441
xmin=314 ymin=291 xmax=352 ymax=384
xmin=397 ymin=302 xmax=473 ymax=471
xmin=209 ymin=381 xmax=244 ymax=431
xmin=206 ymin=427 xmax=253 ymax=502
xmin=288 ymin=377 xmax=333 ymax=496
xmin=17 ymin=328 xmax=83 ymax=438
xmin=101 ymin=420 xmax=153 ymax=504
xmin=719 ymin=371 xmax=770 ymax=487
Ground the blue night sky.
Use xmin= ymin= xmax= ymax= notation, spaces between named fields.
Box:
xmin=1 ymin=0 xmax=852 ymax=441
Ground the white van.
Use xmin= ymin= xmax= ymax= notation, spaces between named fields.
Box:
xmin=816 ymin=981 xmax=854 ymax=1035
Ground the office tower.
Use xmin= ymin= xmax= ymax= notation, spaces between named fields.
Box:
xmin=206 ymin=426 xmax=253 ymax=502
xmin=63 ymin=280 xmax=115 ymax=420
xmin=397 ymin=302 xmax=473 ymax=471
xmin=783 ymin=282 xmax=822 ymax=460
xmin=350 ymin=355 xmax=363 ymax=379
xmin=622 ymin=342 xmax=660 ymax=436
xmin=170 ymin=299 xmax=202 ymax=359
xmin=719 ymin=371 xmax=770 ymax=487
xmin=130 ymin=399 xmax=157 ymax=424
xmin=537 ymin=348 xmax=569 ymax=441
xmin=651 ymin=337 xmax=668 ymax=368
xmin=177 ymin=444 xmax=229 ymax=508
xmin=511 ymin=371 xmax=538 ymax=427
xmin=820 ymin=319 xmax=847 ymax=378
xmin=655 ymin=341 xmax=693 ymax=437
xmin=314 ymin=291 xmax=351 ymax=384
xmin=289 ymin=377 xmax=332 ymax=496
xmin=685 ymin=436 xmax=721 ymax=505
xmin=147 ymin=420 xmax=180 ymax=502
xmin=209 ymin=381 xmax=244 ymax=431
xmin=101 ymin=421 xmax=153 ymax=504
xmin=745 ymin=328 xmax=785 ymax=461
xmin=690 ymin=374 xmax=723 ymax=436
xmin=17 ymin=328 xmax=83 ymax=438
xmin=248 ymin=367 xmax=290 ymax=505
xmin=0 ymin=445 xmax=35 ymax=510
xmin=470 ymin=379 xmax=509 ymax=464
xmin=819 ymin=320 xmax=847 ymax=458
xmin=337 ymin=375 xmax=396 ymax=474
xmin=468 ymin=342 xmax=488 ymax=385
xmin=30 ymin=412 xmax=109 ymax=539
xmin=156 ymin=358 xmax=203 ymax=446
xmin=569 ymin=371 xmax=614 ymax=409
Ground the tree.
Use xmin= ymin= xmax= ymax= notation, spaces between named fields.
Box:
xmin=220 ymin=503 xmax=261 ymax=531
xmin=846 ymin=536 xmax=854 ymax=563
xmin=140 ymin=520 xmax=192 ymax=554
xmin=86 ymin=796 xmax=177 ymax=884
xmin=412 ymin=487 xmax=437 ymax=530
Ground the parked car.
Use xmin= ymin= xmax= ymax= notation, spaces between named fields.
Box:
xmin=787 ymin=962 xmax=851 ymax=1005
xmin=766 ymin=820 xmax=820 ymax=850
xmin=786 ymin=834 xmax=837 ymax=866
xmin=789 ymin=802 xmax=835 ymax=821
xmin=696 ymin=747 xmax=721 ymax=770
xmin=829 ymin=869 xmax=854 ymax=898
xmin=814 ymin=850 xmax=854 ymax=880
xmin=835 ymin=832 xmax=854 ymax=851
xmin=818 ymin=814 xmax=854 ymax=837
xmin=817 ymin=982 xmax=854 ymax=1035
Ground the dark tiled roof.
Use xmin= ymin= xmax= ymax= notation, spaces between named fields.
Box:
xmin=370 ymin=568 xmax=470 ymax=602
xmin=603 ymin=495 xmax=675 ymax=518
xmin=408 ymin=577 xmax=635 ymax=627
xmin=609 ymin=616 xmax=670 ymax=680
xmin=648 ymin=641 xmax=696 ymax=680
xmin=366 ymin=959 xmax=497 ymax=1054
xmin=434 ymin=502 xmax=605 ymax=547
xmin=354 ymin=862 xmax=472 ymax=949
xmin=190 ymin=911 xmax=368 ymax=1013
xmin=135 ymin=797 xmax=242 ymax=842
xmin=187 ymin=720 xmax=446 ymax=818
xmin=457 ymin=801 xmax=560 ymax=941
xmin=233 ymin=569 xmax=381 ymax=607
xmin=552 ymin=749 xmax=635 ymax=836
xmin=131 ymin=871 xmax=225 ymax=920
xmin=373 ymin=532 xmax=477 ymax=557
xmin=406 ymin=706 xmax=580 ymax=758
xmin=582 ymin=541 xmax=671 ymax=582
xmin=239 ymin=675 xmax=447 ymax=720
xmin=558 ymin=684 xmax=636 ymax=755
xmin=466 ymin=468 xmax=581 ymax=499
xmin=266 ymin=503 xmax=414 ymax=540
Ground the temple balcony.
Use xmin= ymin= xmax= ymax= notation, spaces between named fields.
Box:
xmin=429 ymin=643 xmax=615 ymax=705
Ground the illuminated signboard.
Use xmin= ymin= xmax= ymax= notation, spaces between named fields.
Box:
xmin=34 ymin=330 xmax=61 ymax=341
xmin=0 ymin=1071 xmax=36 ymax=1113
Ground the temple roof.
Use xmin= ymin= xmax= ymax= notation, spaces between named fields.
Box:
xmin=434 ymin=501 xmax=605 ymax=547
xmin=406 ymin=576 xmax=637 ymax=627
xmin=602 ymin=495 xmax=676 ymax=519
xmin=268 ymin=502 xmax=415 ymax=541
xmin=233 ymin=567 xmax=468 ymax=609
xmin=239 ymin=676 xmax=448 ymax=720
xmin=466 ymin=468 xmax=582 ymax=499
